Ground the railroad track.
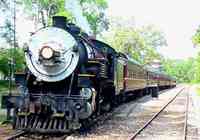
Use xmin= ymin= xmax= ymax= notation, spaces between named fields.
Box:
xmin=5 ymin=130 xmax=27 ymax=140
xmin=130 ymin=87 xmax=189 ymax=140
xmin=5 ymin=131 xmax=72 ymax=140
xmin=183 ymin=88 xmax=189 ymax=140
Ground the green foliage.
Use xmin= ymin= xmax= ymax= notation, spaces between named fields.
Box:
xmin=0 ymin=114 xmax=6 ymax=123
xmin=189 ymin=26 xmax=200 ymax=83
xmin=0 ymin=0 xmax=15 ymax=46
xmin=80 ymin=0 xmax=108 ymax=8
xmin=14 ymin=48 xmax=26 ymax=72
xmin=0 ymin=49 xmax=10 ymax=77
xmin=0 ymin=20 xmax=14 ymax=46
xmin=192 ymin=53 xmax=200 ymax=82
xmin=22 ymin=0 xmax=109 ymax=35
xmin=196 ymin=87 xmax=200 ymax=96
xmin=22 ymin=0 xmax=70 ymax=26
xmin=139 ymin=25 xmax=167 ymax=48
xmin=104 ymin=26 xmax=163 ymax=65
xmin=0 ymin=80 xmax=9 ymax=92
xmin=162 ymin=58 xmax=195 ymax=83
xmin=0 ymin=80 xmax=9 ymax=88
xmin=0 ymin=48 xmax=25 ymax=79
xmin=192 ymin=26 xmax=200 ymax=46
xmin=81 ymin=0 xmax=108 ymax=35
xmin=55 ymin=11 xmax=72 ymax=19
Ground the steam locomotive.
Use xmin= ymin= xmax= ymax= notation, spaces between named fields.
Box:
xmin=2 ymin=16 xmax=176 ymax=133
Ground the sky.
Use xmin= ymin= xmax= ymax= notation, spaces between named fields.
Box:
xmin=9 ymin=0 xmax=200 ymax=59
xmin=107 ymin=0 xmax=200 ymax=59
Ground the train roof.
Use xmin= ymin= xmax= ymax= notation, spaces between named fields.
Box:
xmin=117 ymin=53 xmax=143 ymax=66
xmin=145 ymin=66 xmax=176 ymax=80
xmin=145 ymin=66 xmax=159 ymax=73
xmin=112 ymin=51 xmax=176 ymax=81
xmin=126 ymin=56 xmax=142 ymax=66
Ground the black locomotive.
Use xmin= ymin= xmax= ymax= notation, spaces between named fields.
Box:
xmin=2 ymin=16 xmax=176 ymax=133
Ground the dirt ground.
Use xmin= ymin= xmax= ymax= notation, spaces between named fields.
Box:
xmin=0 ymin=124 xmax=13 ymax=140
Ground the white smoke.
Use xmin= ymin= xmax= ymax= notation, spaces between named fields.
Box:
xmin=65 ymin=0 xmax=92 ymax=35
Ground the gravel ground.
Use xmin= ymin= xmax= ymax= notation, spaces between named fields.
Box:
xmin=134 ymin=86 xmax=188 ymax=140
xmin=187 ymin=86 xmax=200 ymax=140
xmin=0 ymin=124 xmax=13 ymax=140
xmin=64 ymin=87 xmax=184 ymax=140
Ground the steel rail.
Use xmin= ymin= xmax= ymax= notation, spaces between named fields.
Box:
xmin=5 ymin=130 xmax=27 ymax=140
xmin=130 ymin=87 xmax=185 ymax=140
xmin=183 ymin=88 xmax=189 ymax=140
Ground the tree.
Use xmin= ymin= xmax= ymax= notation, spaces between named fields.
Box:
xmin=0 ymin=20 xmax=14 ymax=46
xmin=22 ymin=0 xmax=72 ymax=27
xmin=22 ymin=0 xmax=109 ymax=35
xmin=0 ymin=49 xmax=10 ymax=79
xmin=192 ymin=53 xmax=200 ymax=82
xmin=162 ymin=58 xmax=195 ymax=83
xmin=0 ymin=0 xmax=15 ymax=46
xmin=139 ymin=25 xmax=167 ymax=48
xmin=80 ymin=0 xmax=109 ymax=36
xmin=0 ymin=48 xmax=25 ymax=79
xmin=192 ymin=26 xmax=200 ymax=47
xmin=104 ymin=26 xmax=163 ymax=65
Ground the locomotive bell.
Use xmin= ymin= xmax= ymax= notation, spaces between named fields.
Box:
xmin=25 ymin=26 xmax=80 ymax=82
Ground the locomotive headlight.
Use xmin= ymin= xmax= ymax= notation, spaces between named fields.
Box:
xmin=40 ymin=46 xmax=54 ymax=59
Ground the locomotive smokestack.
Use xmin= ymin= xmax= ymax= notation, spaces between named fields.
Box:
xmin=52 ymin=16 xmax=67 ymax=29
